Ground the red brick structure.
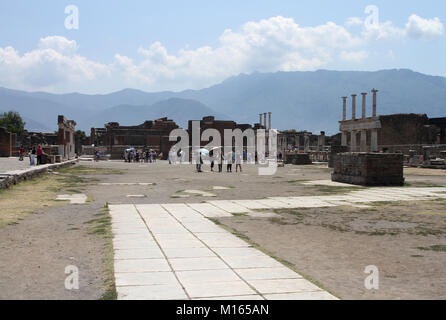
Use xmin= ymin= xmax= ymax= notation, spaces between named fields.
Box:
xmin=58 ymin=115 xmax=77 ymax=160
xmin=0 ymin=127 xmax=16 ymax=157
xmin=91 ymin=118 xmax=180 ymax=160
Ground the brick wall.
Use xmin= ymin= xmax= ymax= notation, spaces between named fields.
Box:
xmin=332 ymin=153 xmax=404 ymax=186
xmin=0 ymin=127 xmax=16 ymax=157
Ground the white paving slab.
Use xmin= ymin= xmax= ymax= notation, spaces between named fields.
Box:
xmin=56 ymin=194 xmax=87 ymax=204
xmin=235 ymin=267 xmax=303 ymax=280
xmin=265 ymin=291 xmax=338 ymax=300
xmin=183 ymin=281 xmax=256 ymax=299
xmin=207 ymin=200 xmax=253 ymax=214
xmin=115 ymin=272 xmax=178 ymax=286
xmin=163 ymin=247 xmax=217 ymax=259
xmin=183 ymin=190 xmax=217 ymax=197
xmin=114 ymin=248 xmax=164 ymax=260
xmin=248 ymin=278 xmax=323 ymax=294
xmin=231 ymin=200 xmax=273 ymax=210
xmin=110 ymin=202 xmax=339 ymax=300
xmin=186 ymin=203 xmax=233 ymax=218
xmin=114 ymin=258 xmax=171 ymax=273
xmin=176 ymin=269 xmax=241 ymax=285
xmin=118 ymin=284 xmax=188 ymax=300
xmin=169 ymin=257 xmax=229 ymax=271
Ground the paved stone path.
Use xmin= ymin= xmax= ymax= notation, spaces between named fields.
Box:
xmin=0 ymin=157 xmax=34 ymax=173
xmin=110 ymin=186 xmax=446 ymax=300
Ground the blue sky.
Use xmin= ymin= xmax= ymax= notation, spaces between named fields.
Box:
xmin=0 ymin=0 xmax=445 ymax=93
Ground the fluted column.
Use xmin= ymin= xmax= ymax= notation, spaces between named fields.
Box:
xmin=342 ymin=97 xmax=347 ymax=121
xmin=361 ymin=92 xmax=367 ymax=119
xmin=372 ymin=89 xmax=378 ymax=117
xmin=268 ymin=112 xmax=272 ymax=130
xmin=351 ymin=94 xmax=357 ymax=120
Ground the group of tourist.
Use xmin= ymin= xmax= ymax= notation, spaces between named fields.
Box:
xmin=18 ymin=145 xmax=44 ymax=166
xmin=123 ymin=149 xmax=160 ymax=163
xmin=169 ymin=150 xmax=246 ymax=173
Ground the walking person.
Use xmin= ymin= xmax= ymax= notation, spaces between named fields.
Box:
xmin=226 ymin=150 xmax=233 ymax=173
xmin=36 ymin=145 xmax=43 ymax=165
xmin=236 ymin=150 xmax=243 ymax=172
xmin=30 ymin=146 xmax=36 ymax=166
xmin=218 ymin=151 xmax=223 ymax=173
xmin=195 ymin=151 xmax=203 ymax=173
xmin=19 ymin=145 xmax=25 ymax=161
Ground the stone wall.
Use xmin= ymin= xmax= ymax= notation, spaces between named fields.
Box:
xmin=378 ymin=114 xmax=438 ymax=146
xmin=328 ymin=145 xmax=348 ymax=168
xmin=283 ymin=153 xmax=312 ymax=165
xmin=332 ymin=153 xmax=404 ymax=186
xmin=0 ymin=127 xmax=16 ymax=157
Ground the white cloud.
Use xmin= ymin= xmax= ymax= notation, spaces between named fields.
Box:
xmin=406 ymin=14 xmax=444 ymax=39
xmin=38 ymin=36 xmax=78 ymax=55
xmin=346 ymin=14 xmax=443 ymax=41
xmin=0 ymin=14 xmax=443 ymax=93
xmin=0 ymin=38 xmax=109 ymax=91
xmin=114 ymin=16 xmax=363 ymax=91
xmin=340 ymin=50 xmax=369 ymax=63
xmin=345 ymin=17 xmax=363 ymax=27
xmin=362 ymin=20 xmax=406 ymax=41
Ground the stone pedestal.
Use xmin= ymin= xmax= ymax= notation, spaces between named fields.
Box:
xmin=332 ymin=153 xmax=404 ymax=186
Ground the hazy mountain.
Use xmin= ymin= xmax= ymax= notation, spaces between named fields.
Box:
xmin=90 ymin=98 xmax=229 ymax=129
xmin=1 ymin=69 xmax=445 ymax=134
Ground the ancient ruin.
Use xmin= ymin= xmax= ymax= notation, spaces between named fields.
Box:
xmin=0 ymin=127 xmax=16 ymax=157
xmin=58 ymin=115 xmax=77 ymax=161
xmin=90 ymin=118 xmax=179 ymax=160
xmin=333 ymin=89 xmax=405 ymax=186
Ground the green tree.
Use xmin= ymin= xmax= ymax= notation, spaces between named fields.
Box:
xmin=0 ymin=111 xmax=26 ymax=136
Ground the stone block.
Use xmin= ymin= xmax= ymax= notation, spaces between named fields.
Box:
xmin=331 ymin=152 xmax=404 ymax=186
xmin=284 ymin=153 xmax=312 ymax=165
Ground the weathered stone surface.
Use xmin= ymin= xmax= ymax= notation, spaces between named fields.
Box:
xmin=332 ymin=152 xmax=404 ymax=186
xmin=283 ymin=153 xmax=312 ymax=165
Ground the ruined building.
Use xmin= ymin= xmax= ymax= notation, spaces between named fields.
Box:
xmin=0 ymin=127 xmax=16 ymax=157
xmin=90 ymin=118 xmax=179 ymax=160
xmin=339 ymin=90 xmax=446 ymax=154
xmin=58 ymin=115 xmax=77 ymax=160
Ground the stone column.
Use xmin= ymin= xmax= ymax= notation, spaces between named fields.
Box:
xmin=351 ymin=94 xmax=357 ymax=120
xmin=372 ymin=89 xmax=378 ymax=117
xmin=341 ymin=131 xmax=348 ymax=146
xmin=268 ymin=112 xmax=272 ymax=130
xmin=259 ymin=114 xmax=263 ymax=127
xmin=361 ymin=93 xmax=367 ymax=119
xmin=264 ymin=113 xmax=267 ymax=129
xmin=351 ymin=130 xmax=357 ymax=152
xmin=360 ymin=129 xmax=367 ymax=152
xmin=342 ymin=97 xmax=347 ymax=121
xmin=304 ymin=134 xmax=310 ymax=153
xmin=371 ymin=128 xmax=378 ymax=152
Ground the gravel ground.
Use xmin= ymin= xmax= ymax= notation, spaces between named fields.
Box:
xmin=0 ymin=159 xmax=445 ymax=299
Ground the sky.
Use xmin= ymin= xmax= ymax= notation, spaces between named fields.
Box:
xmin=0 ymin=0 xmax=445 ymax=94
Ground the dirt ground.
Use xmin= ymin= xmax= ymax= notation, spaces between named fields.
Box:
xmin=218 ymin=200 xmax=446 ymax=300
xmin=0 ymin=160 xmax=445 ymax=299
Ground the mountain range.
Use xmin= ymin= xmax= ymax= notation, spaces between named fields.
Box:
xmin=0 ymin=69 xmax=445 ymax=135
